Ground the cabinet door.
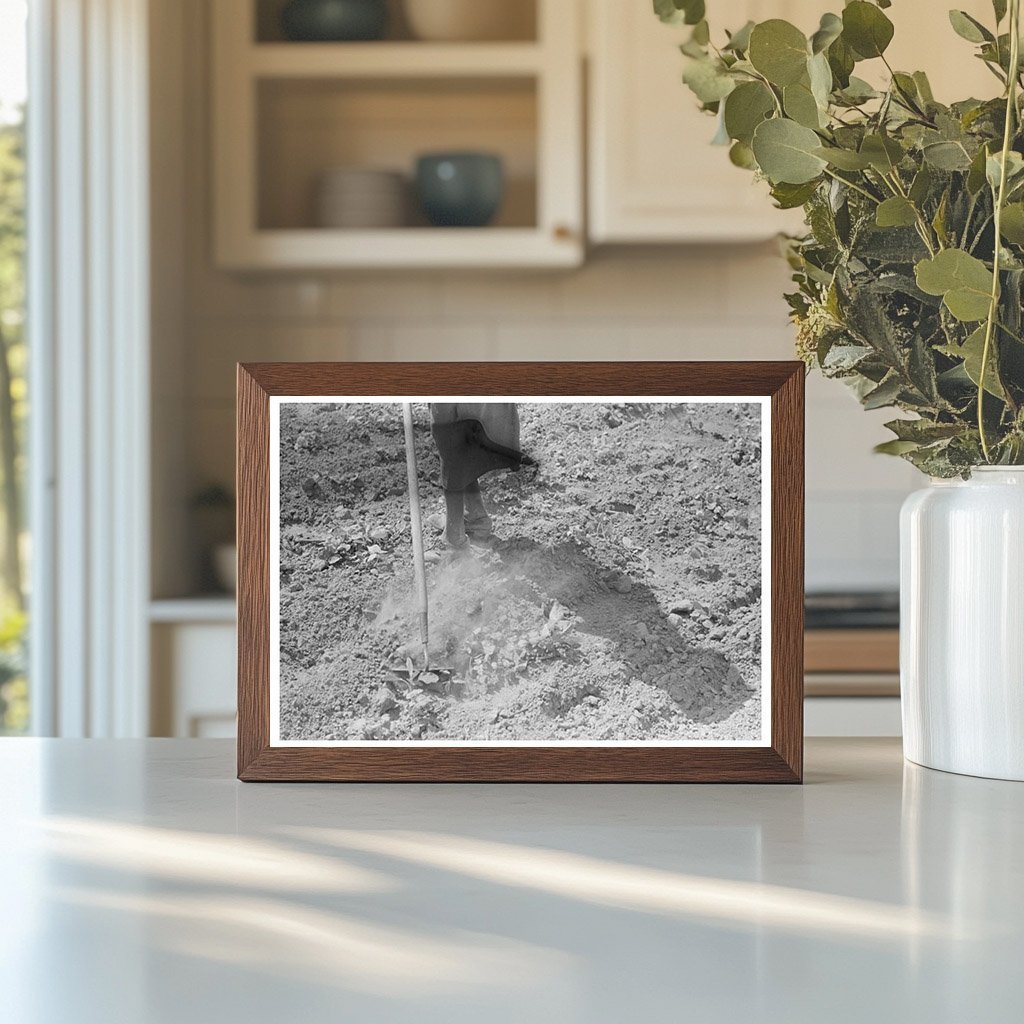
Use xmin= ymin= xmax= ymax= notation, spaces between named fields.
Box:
xmin=151 ymin=621 xmax=237 ymax=738
xmin=587 ymin=0 xmax=809 ymax=243
xmin=587 ymin=0 xmax=996 ymax=244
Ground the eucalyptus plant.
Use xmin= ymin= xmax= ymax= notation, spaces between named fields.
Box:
xmin=657 ymin=0 xmax=1024 ymax=475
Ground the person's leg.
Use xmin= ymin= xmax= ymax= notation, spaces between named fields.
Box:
xmin=464 ymin=481 xmax=493 ymax=540
xmin=443 ymin=488 xmax=468 ymax=549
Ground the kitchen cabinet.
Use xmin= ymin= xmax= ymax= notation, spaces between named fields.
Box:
xmin=586 ymin=0 xmax=998 ymax=244
xmin=211 ymin=0 xmax=583 ymax=269
xmin=150 ymin=600 xmax=237 ymax=738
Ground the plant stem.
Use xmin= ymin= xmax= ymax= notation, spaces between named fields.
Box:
xmin=750 ymin=69 xmax=784 ymax=117
xmin=884 ymin=170 xmax=939 ymax=254
xmin=979 ymin=0 xmax=1021 ymax=462
xmin=969 ymin=212 xmax=994 ymax=253
xmin=997 ymin=319 xmax=1024 ymax=345
xmin=822 ymin=167 xmax=881 ymax=205
xmin=962 ymin=191 xmax=980 ymax=249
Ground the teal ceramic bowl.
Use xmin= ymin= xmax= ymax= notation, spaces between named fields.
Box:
xmin=415 ymin=152 xmax=505 ymax=228
xmin=281 ymin=0 xmax=388 ymax=42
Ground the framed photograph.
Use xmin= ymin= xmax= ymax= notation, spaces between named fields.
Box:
xmin=237 ymin=362 xmax=804 ymax=782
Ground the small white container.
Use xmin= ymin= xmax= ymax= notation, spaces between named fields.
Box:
xmin=315 ymin=168 xmax=407 ymax=228
xmin=213 ymin=542 xmax=237 ymax=595
xmin=901 ymin=467 xmax=1024 ymax=780
xmin=403 ymin=0 xmax=535 ymax=42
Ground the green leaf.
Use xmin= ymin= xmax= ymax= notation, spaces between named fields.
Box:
xmin=932 ymin=190 xmax=950 ymax=247
xmin=993 ymin=0 xmax=1008 ymax=24
xmin=862 ymin=374 xmax=903 ymax=409
xmin=682 ymin=57 xmax=736 ymax=104
xmin=687 ymin=1 xmax=707 ymax=25
xmin=828 ymin=36 xmax=856 ymax=88
xmin=815 ymin=146 xmax=872 ymax=170
xmin=807 ymin=51 xmax=833 ymax=109
xmin=915 ymin=250 xmax=994 ymax=322
xmin=861 ymin=133 xmax=904 ymax=173
xmin=653 ymin=0 xmax=680 ymax=23
xmin=939 ymin=325 xmax=1006 ymax=398
xmin=945 ymin=287 xmax=994 ymax=324
xmin=748 ymin=20 xmax=809 ymax=86
xmin=723 ymin=81 xmax=775 ymax=144
xmin=979 ymin=32 xmax=1015 ymax=75
xmin=876 ymin=197 xmax=918 ymax=228
xmin=724 ymin=20 xmax=755 ymax=53
xmin=986 ymin=150 xmax=1024 ymax=191
xmin=680 ymin=36 xmax=708 ymax=59
xmin=1000 ymin=203 xmax=1024 ymax=244
xmin=875 ymin=439 xmax=922 ymax=455
xmin=836 ymin=76 xmax=879 ymax=104
xmin=885 ymin=418 xmax=964 ymax=443
xmin=909 ymin=164 xmax=933 ymax=205
xmin=913 ymin=71 xmax=935 ymax=104
xmin=967 ymin=144 xmax=991 ymax=193
xmin=771 ymin=180 xmax=820 ymax=209
xmin=729 ymin=140 xmax=757 ymax=169
xmin=811 ymin=12 xmax=843 ymax=54
xmin=892 ymin=72 xmax=923 ymax=111
xmin=923 ymin=140 xmax=973 ymax=171
xmin=948 ymin=10 xmax=994 ymax=44
xmin=751 ymin=118 xmax=828 ymax=184
xmin=842 ymin=1 xmax=895 ymax=59
xmin=784 ymin=80 xmax=824 ymax=129
xmin=653 ymin=0 xmax=705 ymax=26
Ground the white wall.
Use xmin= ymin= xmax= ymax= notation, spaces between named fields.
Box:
xmin=159 ymin=0 xmax=920 ymax=599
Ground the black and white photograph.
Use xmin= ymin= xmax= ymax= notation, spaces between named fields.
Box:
xmin=269 ymin=397 xmax=770 ymax=746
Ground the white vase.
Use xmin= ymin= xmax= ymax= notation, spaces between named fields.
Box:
xmin=900 ymin=467 xmax=1024 ymax=780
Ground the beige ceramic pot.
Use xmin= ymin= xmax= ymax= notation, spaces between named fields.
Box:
xmin=403 ymin=0 xmax=534 ymax=41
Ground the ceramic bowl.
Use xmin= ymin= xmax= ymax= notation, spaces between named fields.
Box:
xmin=281 ymin=0 xmax=388 ymax=42
xmin=213 ymin=543 xmax=237 ymax=594
xmin=315 ymin=168 xmax=407 ymax=228
xmin=415 ymin=152 xmax=504 ymax=227
xmin=403 ymin=0 xmax=534 ymax=42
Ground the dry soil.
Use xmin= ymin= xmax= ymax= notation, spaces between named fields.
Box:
xmin=277 ymin=400 xmax=763 ymax=743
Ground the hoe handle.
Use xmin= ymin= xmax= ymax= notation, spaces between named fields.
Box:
xmin=402 ymin=403 xmax=429 ymax=656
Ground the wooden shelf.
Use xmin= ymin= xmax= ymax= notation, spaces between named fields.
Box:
xmin=218 ymin=227 xmax=580 ymax=270
xmin=150 ymin=597 xmax=237 ymax=624
xmin=249 ymin=42 xmax=544 ymax=79
xmin=804 ymin=673 xmax=900 ymax=698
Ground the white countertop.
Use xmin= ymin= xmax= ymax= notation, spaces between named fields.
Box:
xmin=1 ymin=738 xmax=1020 ymax=1023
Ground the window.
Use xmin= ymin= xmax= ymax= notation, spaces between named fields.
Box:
xmin=0 ymin=0 xmax=28 ymax=734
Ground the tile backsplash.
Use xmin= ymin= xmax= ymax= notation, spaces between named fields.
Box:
xmin=156 ymin=0 xmax=916 ymax=598
xmin=181 ymin=246 xmax=917 ymax=593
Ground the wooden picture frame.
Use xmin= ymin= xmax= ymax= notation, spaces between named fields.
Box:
xmin=237 ymin=362 xmax=804 ymax=782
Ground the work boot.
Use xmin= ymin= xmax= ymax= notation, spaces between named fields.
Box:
xmin=464 ymin=486 xmax=494 ymax=542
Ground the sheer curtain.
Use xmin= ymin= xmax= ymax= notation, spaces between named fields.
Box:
xmin=28 ymin=0 xmax=150 ymax=736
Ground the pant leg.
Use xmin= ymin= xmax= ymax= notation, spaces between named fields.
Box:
xmin=464 ymin=481 xmax=493 ymax=538
xmin=443 ymin=488 xmax=468 ymax=548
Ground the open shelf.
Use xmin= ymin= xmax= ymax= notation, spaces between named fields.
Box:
xmin=257 ymin=76 xmax=538 ymax=232
xmin=212 ymin=0 xmax=582 ymax=268
xmin=254 ymin=0 xmax=538 ymax=44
